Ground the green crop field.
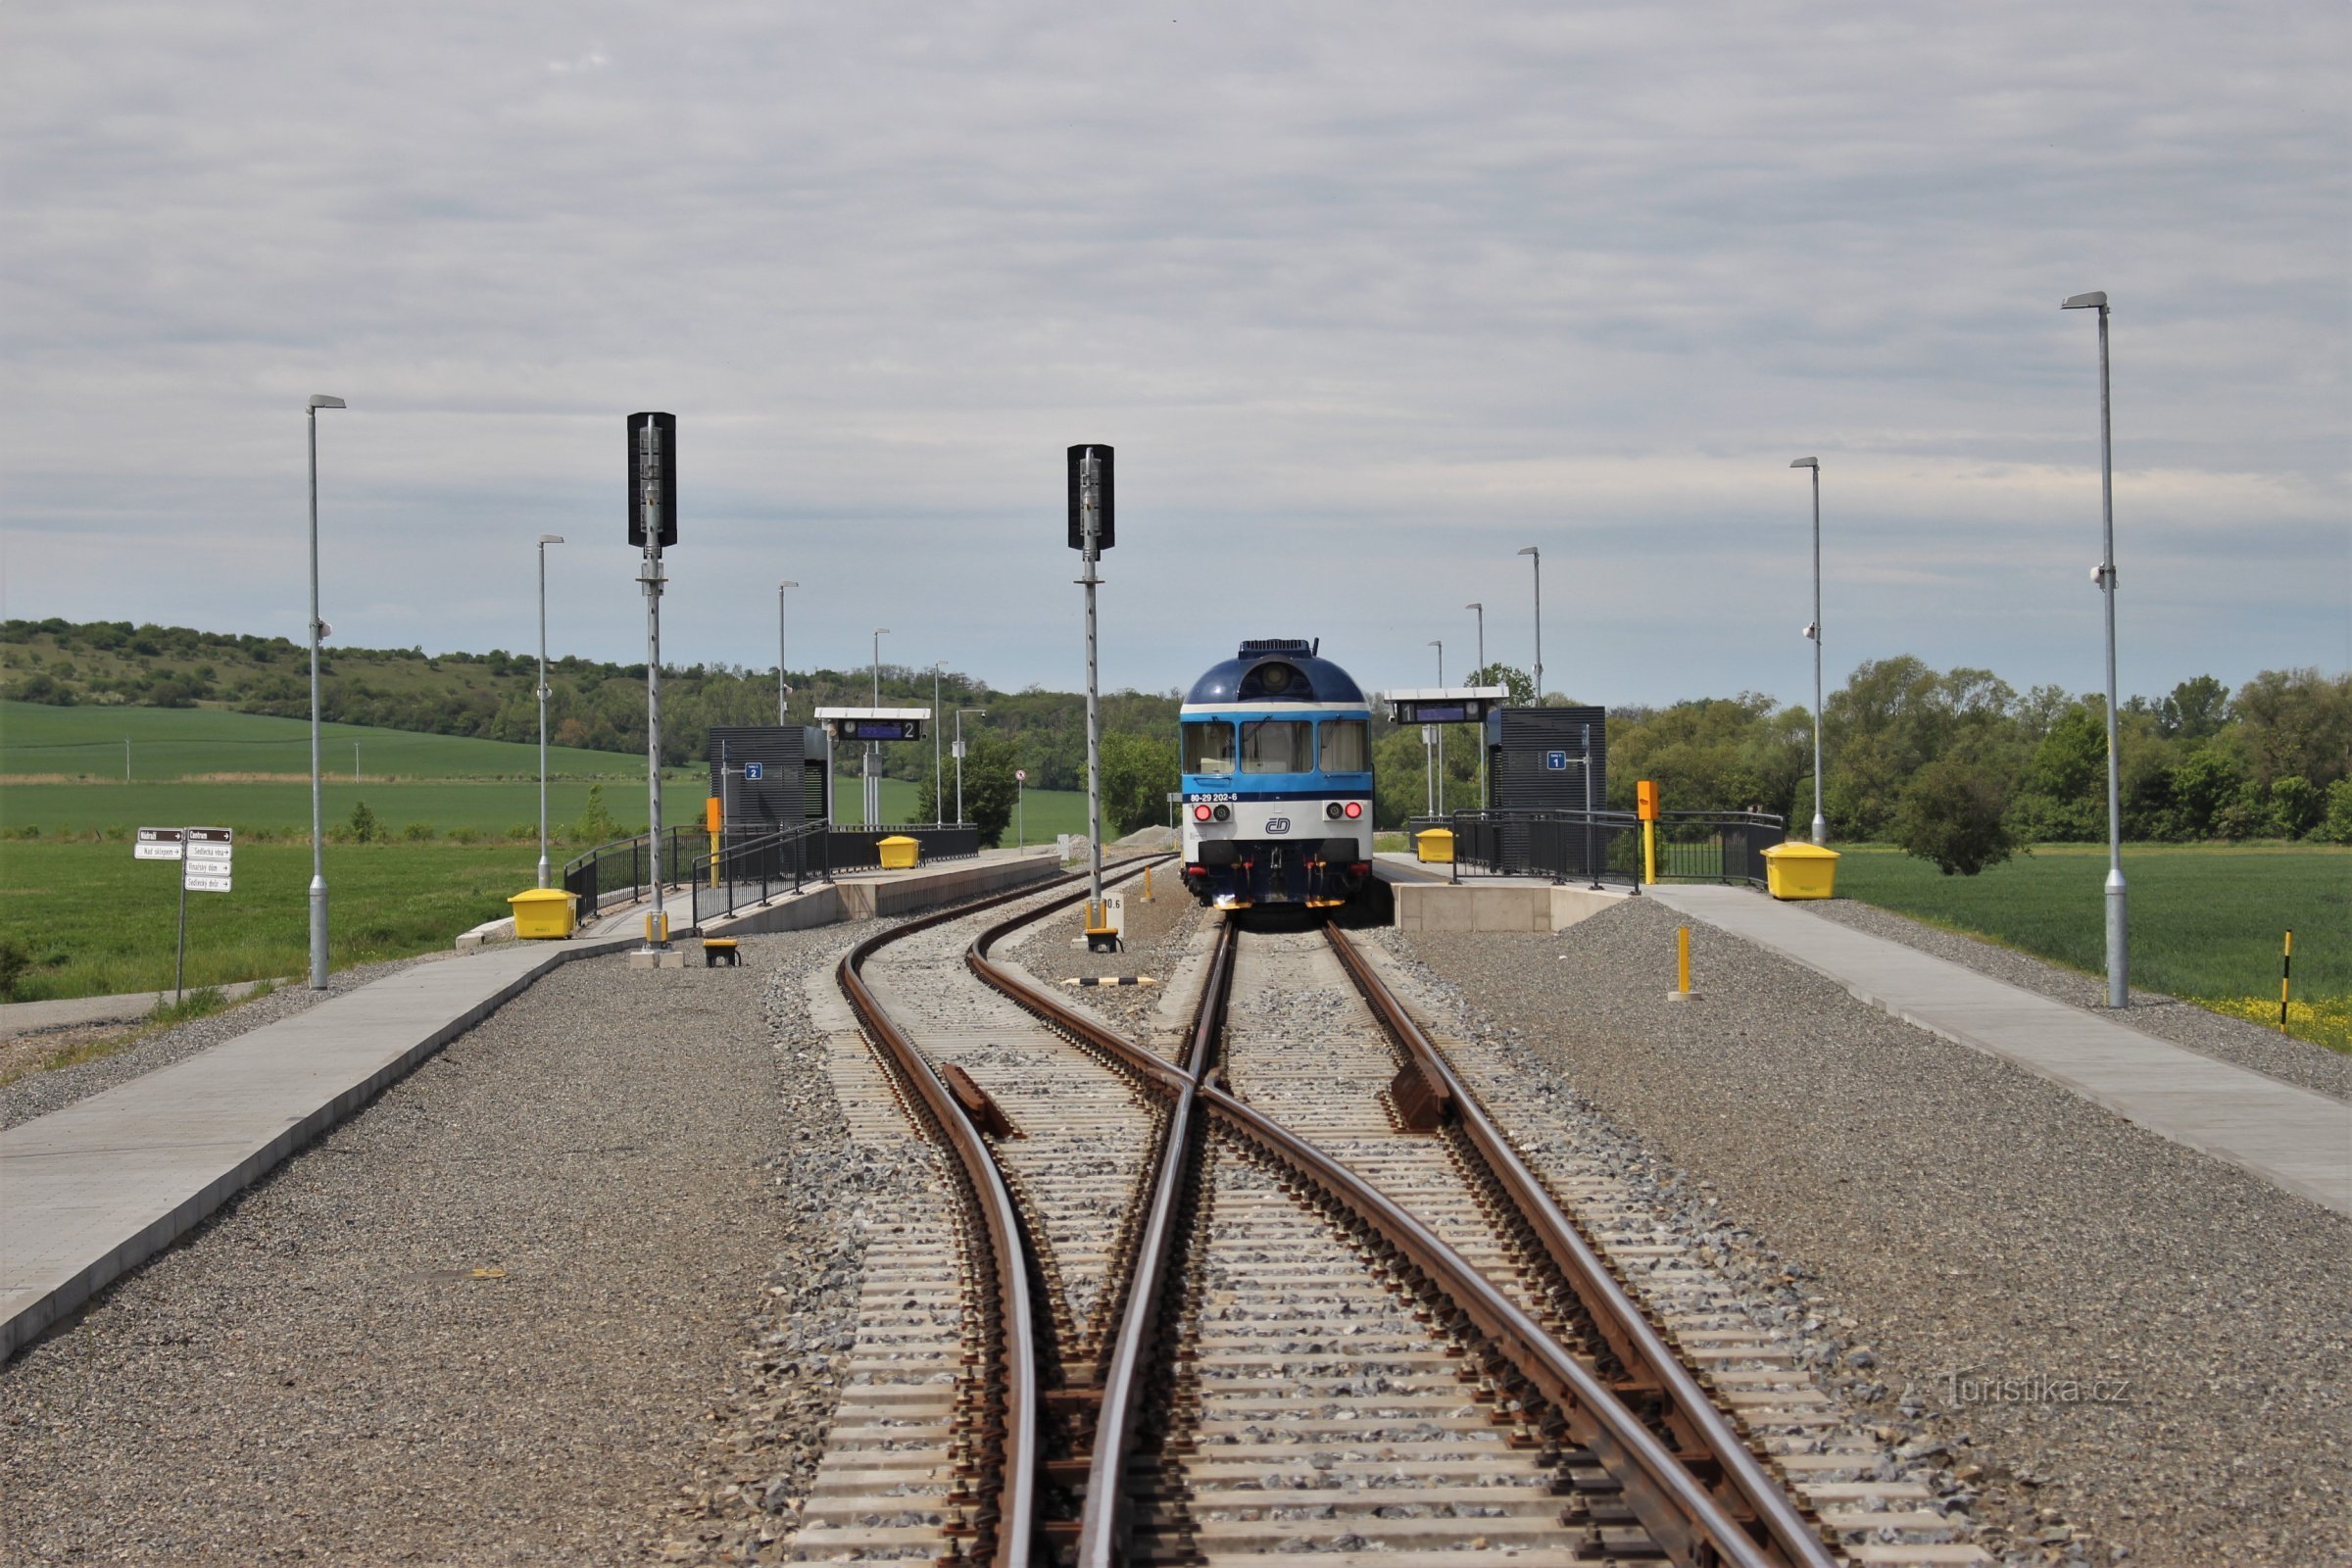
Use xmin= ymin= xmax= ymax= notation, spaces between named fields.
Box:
xmin=1834 ymin=843 xmax=2350 ymax=1051
xmin=1 ymin=841 xmax=556 ymax=1001
xmin=1 ymin=774 xmax=1102 ymax=1003
xmin=1 ymin=700 xmax=647 ymax=781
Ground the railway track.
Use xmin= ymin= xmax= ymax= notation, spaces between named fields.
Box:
xmin=807 ymin=874 xmax=1940 ymax=1566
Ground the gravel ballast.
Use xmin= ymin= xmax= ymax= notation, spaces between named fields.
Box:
xmin=1387 ymin=896 xmax=2351 ymax=1568
xmin=0 ymin=926 xmax=881 ymax=1566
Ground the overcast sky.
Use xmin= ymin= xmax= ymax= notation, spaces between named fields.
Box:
xmin=3 ymin=2 xmax=2343 ymax=710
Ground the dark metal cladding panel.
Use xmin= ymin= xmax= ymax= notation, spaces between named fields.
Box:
xmin=707 ymin=725 xmax=824 ymax=831
xmin=1065 ymin=443 xmax=1114 ymax=551
xmin=1490 ymin=707 xmax=1608 ymax=810
xmin=627 ymin=412 xmax=678 ymax=546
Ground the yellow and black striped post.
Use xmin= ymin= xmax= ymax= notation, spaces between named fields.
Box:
xmin=2278 ymin=929 xmax=2294 ymax=1028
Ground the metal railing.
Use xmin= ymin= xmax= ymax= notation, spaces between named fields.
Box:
xmin=825 ymin=822 xmax=981 ymax=872
xmin=564 ymin=821 xmax=989 ymax=932
xmin=1416 ymin=808 xmax=1643 ymax=889
xmin=1651 ymin=809 xmax=1784 ymax=886
xmin=560 ymin=826 xmax=704 ymax=922
xmin=688 ymin=819 xmax=835 ymax=925
xmin=1409 ymin=808 xmax=1785 ymax=890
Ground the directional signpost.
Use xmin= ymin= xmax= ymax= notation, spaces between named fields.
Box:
xmin=138 ymin=826 xmax=231 ymax=1002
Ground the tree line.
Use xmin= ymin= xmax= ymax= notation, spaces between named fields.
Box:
xmin=7 ymin=619 xmax=2346 ymax=861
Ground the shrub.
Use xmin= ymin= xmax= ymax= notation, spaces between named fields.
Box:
xmin=2270 ymin=775 xmax=2322 ymax=838
xmin=448 ymin=826 xmax=481 ymax=845
xmin=0 ymin=933 xmax=42 ymax=1001
xmin=2319 ymin=778 xmax=2352 ymax=846
xmin=572 ymin=783 xmax=621 ymax=845
xmin=345 ymin=800 xmax=382 ymax=844
xmin=403 ymin=822 xmax=435 ymax=841
xmin=1894 ymin=758 xmax=2019 ymax=876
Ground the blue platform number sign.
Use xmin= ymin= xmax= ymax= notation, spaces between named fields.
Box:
xmin=744 ymin=762 xmax=764 ymax=781
xmin=1544 ymin=750 xmax=1569 ymax=771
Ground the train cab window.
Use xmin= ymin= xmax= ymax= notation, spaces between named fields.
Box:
xmin=1240 ymin=719 xmax=1313 ymax=773
xmin=1318 ymin=719 xmax=1369 ymax=772
xmin=1182 ymin=721 xmax=1237 ymax=776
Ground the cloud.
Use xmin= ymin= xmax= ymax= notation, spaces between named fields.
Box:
xmin=1 ymin=0 xmax=2343 ymax=707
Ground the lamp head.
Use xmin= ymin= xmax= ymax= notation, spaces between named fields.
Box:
xmin=1465 ymin=601 xmax=1481 ymax=612
xmin=1790 ymin=457 xmax=1819 ymax=470
xmin=538 ymin=533 xmax=564 ymax=544
xmin=779 ymin=579 xmax=798 ymax=589
xmin=2061 ymin=291 xmax=2108 ymax=311
xmin=308 ymin=395 xmax=346 ymax=411
xmin=1517 ymin=546 xmax=1539 ymax=558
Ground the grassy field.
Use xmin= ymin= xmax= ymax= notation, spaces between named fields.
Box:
xmin=1 ymin=779 xmax=1100 ymax=1002
xmin=1 ymin=841 xmax=558 ymax=1001
xmin=2 ymin=699 xmax=646 ymax=781
xmin=1835 ymin=843 xmax=2349 ymax=1051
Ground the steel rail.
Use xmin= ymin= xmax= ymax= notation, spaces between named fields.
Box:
xmin=1070 ymin=919 xmax=1229 ymax=1566
xmin=1322 ymin=921 xmax=1836 ymax=1568
xmin=1199 ymin=1079 xmax=1783 ymax=1568
xmin=970 ymin=912 xmax=1800 ymax=1568
xmin=840 ymin=855 xmax=1172 ymax=1563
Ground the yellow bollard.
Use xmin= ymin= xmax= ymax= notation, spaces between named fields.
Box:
xmin=1667 ymin=924 xmax=1697 ymax=1003
xmin=1643 ymin=820 xmax=1657 ymax=886
xmin=2279 ymin=929 xmax=2294 ymax=1029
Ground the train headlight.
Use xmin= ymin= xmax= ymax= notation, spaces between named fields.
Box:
xmin=1212 ymin=805 xmax=1231 ymax=822
xmin=1325 ymin=802 xmax=1344 ymax=819
xmin=1193 ymin=805 xmax=1212 ymax=822
xmin=1343 ymin=801 xmax=1363 ymax=819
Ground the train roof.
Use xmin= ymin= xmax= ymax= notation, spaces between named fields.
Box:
xmin=1183 ymin=638 xmax=1366 ymax=707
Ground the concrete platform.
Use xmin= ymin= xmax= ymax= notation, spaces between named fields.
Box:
xmin=0 ymin=934 xmax=637 ymax=1360
xmin=576 ymin=847 xmax=1066 ymax=942
xmin=1376 ymin=854 xmax=1634 ymax=933
xmin=1645 ymin=883 xmax=2352 ymax=1216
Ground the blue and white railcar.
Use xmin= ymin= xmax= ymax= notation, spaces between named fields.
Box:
xmin=1179 ymin=638 xmax=1375 ymax=909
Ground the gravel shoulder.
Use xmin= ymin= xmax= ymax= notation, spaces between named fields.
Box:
xmin=1800 ymin=896 xmax=2352 ymax=1102
xmin=1389 ymin=897 xmax=2352 ymax=1568
xmin=0 ymin=927 xmax=864 ymax=1566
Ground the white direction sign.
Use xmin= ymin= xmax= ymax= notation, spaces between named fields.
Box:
xmin=135 ymin=827 xmax=185 ymax=860
xmin=182 ymin=828 xmax=233 ymax=892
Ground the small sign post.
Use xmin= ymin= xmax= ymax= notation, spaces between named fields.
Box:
xmin=138 ymin=828 xmax=230 ymax=1003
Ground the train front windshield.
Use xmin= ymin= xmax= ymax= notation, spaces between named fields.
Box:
xmin=1319 ymin=719 xmax=1369 ymax=772
xmin=1240 ymin=719 xmax=1313 ymax=772
xmin=1183 ymin=721 xmax=1236 ymax=775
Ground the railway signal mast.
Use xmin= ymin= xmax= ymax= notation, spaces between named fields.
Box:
xmin=1070 ymin=444 xmax=1117 ymax=951
xmin=629 ymin=413 xmax=678 ymax=957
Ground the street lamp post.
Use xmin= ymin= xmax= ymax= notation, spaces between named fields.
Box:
xmin=1465 ymin=602 xmax=1486 ymax=806
xmin=776 ymin=580 xmax=798 ymax=723
xmin=1428 ymin=639 xmax=1445 ymax=815
xmin=305 ymin=394 xmax=345 ymax=990
xmin=931 ymin=661 xmax=949 ymax=826
xmin=1516 ymin=546 xmax=1543 ymax=702
xmin=1789 ymin=459 xmax=1827 ymax=846
xmin=868 ymin=627 xmax=890 ymax=825
xmin=2065 ymin=289 xmax=2129 ymax=1008
xmin=536 ymin=533 xmax=565 ymax=886
xmin=955 ymin=708 xmax=987 ymax=825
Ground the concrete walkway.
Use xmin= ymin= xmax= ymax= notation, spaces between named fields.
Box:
xmin=1644 ymin=884 xmax=2352 ymax=1216
xmin=0 ymin=934 xmax=636 ymax=1359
